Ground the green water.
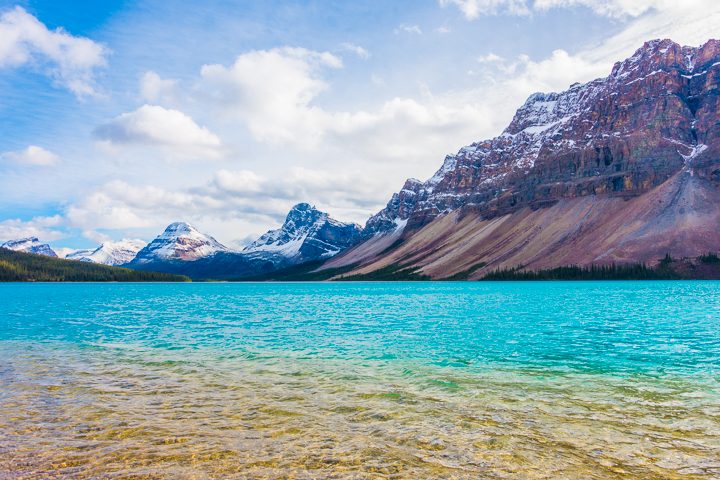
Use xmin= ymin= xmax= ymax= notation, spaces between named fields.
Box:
xmin=1 ymin=282 xmax=719 ymax=478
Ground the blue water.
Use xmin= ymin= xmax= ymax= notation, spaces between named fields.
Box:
xmin=2 ymin=281 xmax=719 ymax=375
xmin=1 ymin=282 xmax=719 ymax=478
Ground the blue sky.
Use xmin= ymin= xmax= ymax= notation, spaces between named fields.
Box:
xmin=0 ymin=0 xmax=718 ymax=252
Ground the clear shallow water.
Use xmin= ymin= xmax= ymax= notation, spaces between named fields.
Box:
xmin=0 ymin=281 xmax=719 ymax=479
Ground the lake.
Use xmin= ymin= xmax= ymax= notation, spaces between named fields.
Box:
xmin=1 ymin=282 xmax=719 ymax=478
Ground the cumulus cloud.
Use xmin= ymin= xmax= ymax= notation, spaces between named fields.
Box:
xmin=1 ymin=145 xmax=59 ymax=166
xmin=0 ymin=215 xmax=64 ymax=242
xmin=0 ymin=6 xmax=107 ymax=97
xmin=198 ymin=47 xmax=342 ymax=147
xmin=66 ymin=180 xmax=201 ymax=230
xmin=194 ymin=44 xmax=496 ymax=165
xmin=94 ymin=104 xmax=222 ymax=157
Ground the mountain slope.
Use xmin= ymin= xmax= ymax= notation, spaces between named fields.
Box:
xmin=0 ymin=248 xmax=189 ymax=282
xmin=325 ymin=39 xmax=720 ymax=279
xmin=66 ymin=239 xmax=146 ymax=266
xmin=1 ymin=237 xmax=57 ymax=257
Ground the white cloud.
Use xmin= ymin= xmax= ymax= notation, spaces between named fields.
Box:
xmin=439 ymin=0 xmax=672 ymax=19
xmin=534 ymin=0 xmax=662 ymax=18
xmin=140 ymin=71 xmax=180 ymax=105
xmin=198 ymin=47 xmax=342 ymax=147
xmin=340 ymin=42 xmax=370 ymax=59
xmin=394 ymin=24 xmax=423 ymax=35
xmin=0 ymin=215 xmax=64 ymax=242
xmin=477 ymin=53 xmax=503 ymax=63
xmin=194 ymin=45 xmax=495 ymax=166
xmin=503 ymin=49 xmax=608 ymax=93
xmin=1 ymin=145 xmax=59 ymax=166
xmin=438 ymin=0 xmax=531 ymax=18
xmin=0 ymin=6 xmax=107 ymax=97
xmin=94 ymin=104 xmax=222 ymax=157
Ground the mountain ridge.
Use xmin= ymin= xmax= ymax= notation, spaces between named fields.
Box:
xmin=323 ymin=38 xmax=720 ymax=279
xmin=127 ymin=203 xmax=361 ymax=279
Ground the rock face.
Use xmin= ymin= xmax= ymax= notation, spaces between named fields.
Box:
xmin=130 ymin=223 xmax=229 ymax=265
xmin=327 ymin=39 xmax=720 ymax=278
xmin=244 ymin=203 xmax=362 ymax=263
xmin=66 ymin=239 xmax=146 ymax=266
xmin=366 ymin=39 xmax=720 ymax=235
xmin=1 ymin=237 xmax=57 ymax=257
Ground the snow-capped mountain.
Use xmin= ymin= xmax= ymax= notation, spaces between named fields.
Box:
xmin=125 ymin=205 xmax=361 ymax=279
xmin=130 ymin=222 xmax=229 ymax=265
xmin=66 ymin=239 xmax=146 ymax=266
xmin=244 ymin=203 xmax=361 ymax=262
xmin=365 ymin=38 xmax=720 ymax=237
xmin=323 ymin=38 xmax=720 ymax=279
xmin=1 ymin=237 xmax=57 ymax=257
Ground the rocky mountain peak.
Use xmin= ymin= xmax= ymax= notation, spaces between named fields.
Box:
xmin=364 ymin=38 xmax=720 ymax=237
xmin=131 ymin=222 xmax=229 ymax=264
xmin=284 ymin=203 xmax=327 ymax=232
xmin=611 ymin=38 xmax=720 ymax=80
xmin=244 ymin=203 xmax=361 ymax=260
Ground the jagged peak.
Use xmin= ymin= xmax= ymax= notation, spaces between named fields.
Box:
xmin=283 ymin=203 xmax=327 ymax=229
xmin=244 ymin=203 xmax=360 ymax=258
xmin=611 ymin=38 xmax=720 ymax=79
xmin=289 ymin=202 xmax=313 ymax=211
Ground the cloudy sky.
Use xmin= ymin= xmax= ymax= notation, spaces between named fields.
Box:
xmin=0 ymin=0 xmax=719 ymax=251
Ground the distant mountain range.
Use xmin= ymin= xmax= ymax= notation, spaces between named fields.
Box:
xmin=126 ymin=203 xmax=361 ymax=279
xmin=66 ymin=239 xmax=146 ymax=266
xmin=3 ymin=39 xmax=720 ymax=280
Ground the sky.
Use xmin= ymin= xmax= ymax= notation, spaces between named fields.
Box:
xmin=0 ymin=0 xmax=719 ymax=252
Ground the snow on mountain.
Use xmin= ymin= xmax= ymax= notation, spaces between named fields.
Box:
xmin=130 ymin=222 xmax=229 ymax=264
xmin=66 ymin=239 xmax=146 ymax=266
xmin=365 ymin=38 xmax=720 ymax=237
xmin=1 ymin=237 xmax=57 ymax=257
xmin=243 ymin=203 xmax=362 ymax=261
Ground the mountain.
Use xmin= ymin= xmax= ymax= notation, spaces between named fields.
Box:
xmin=322 ymin=39 xmax=720 ymax=279
xmin=0 ymin=248 xmax=188 ymax=282
xmin=127 ymin=204 xmax=361 ymax=279
xmin=243 ymin=203 xmax=362 ymax=262
xmin=66 ymin=239 xmax=146 ymax=266
xmin=130 ymin=222 xmax=229 ymax=265
xmin=1 ymin=237 xmax=57 ymax=257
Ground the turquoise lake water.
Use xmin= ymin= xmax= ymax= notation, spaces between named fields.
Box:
xmin=1 ymin=281 xmax=719 ymax=478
